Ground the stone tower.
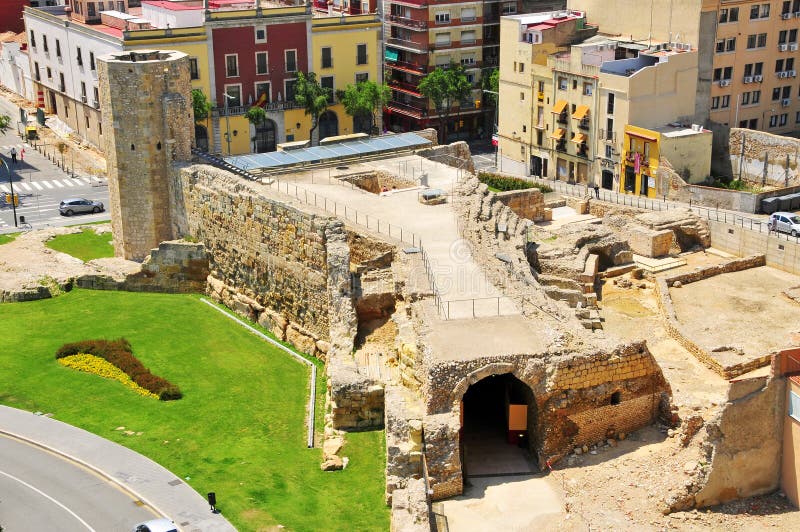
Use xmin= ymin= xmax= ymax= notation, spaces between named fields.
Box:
xmin=98 ymin=50 xmax=193 ymax=261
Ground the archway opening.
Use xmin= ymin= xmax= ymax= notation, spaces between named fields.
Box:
xmin=195 ymin=124 xmax=209 ymax=152
xmin=254 ymin=119 xmax=276 ymax=153
xmin=460 ymin=373 xmax=538 ymax=479
xmin=319 ymin=110 xmax=339 ymax=140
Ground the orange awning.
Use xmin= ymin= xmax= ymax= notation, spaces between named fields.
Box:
xmin=551 ymin=99 xmax=568 ymax=114
xmin=571 ymin=132 xmax=587 ymax=144
xmin=627 ymin=130 xmax=658 ymax=142
xmin=550 ymin=128 xmax=565 ymax=140
xmin=572 ymin=104 xmax=589 ymax=120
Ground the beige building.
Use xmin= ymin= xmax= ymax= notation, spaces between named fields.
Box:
xmin=499 ymin=10 xmax=701 ymax=189
xmin=569 ymin=0 xmax=800 ymax=135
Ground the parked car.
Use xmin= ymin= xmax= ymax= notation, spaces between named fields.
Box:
xmin=132 ymin=518 xmax=178 ymax=532
xmin=59 ymin=197 xmax=104 ymax=216
xmin=768 ymin=211 xmax=800 ymax=237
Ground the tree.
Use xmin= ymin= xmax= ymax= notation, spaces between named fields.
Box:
xmin=191 ymin=89 xmax=211 ymax=122
xmin=0 ymin=114 xmax=10 ymax=134
xmin=481 ymin=68 xmax=499 ymax=136
xmin=418 ymin=63 xmax=472 ymax=143
xmin=337 ymin=80 xmax=390 ymax=135
xmin=245 ymin=106 xmax=267 ymax=152
xmin=293 ymin=72 xmax=330 ymax=146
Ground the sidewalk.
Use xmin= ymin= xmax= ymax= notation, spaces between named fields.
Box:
xmin=0 ymin=405 xmax=235 ymax=532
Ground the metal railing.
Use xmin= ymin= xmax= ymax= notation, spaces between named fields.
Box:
xmin=386 ymin=36 xmax=429 ymax=53
xmin=386 ymin=14 xmax=428 ymax=29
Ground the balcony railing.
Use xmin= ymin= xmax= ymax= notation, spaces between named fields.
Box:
xmin=556 ymin=112 xmax=568 ymax=125
xmin=385 ymin=58 xmax=428 ymax=74
xmin=388 ymin=79 xmax=422 ymax=95
xmin=555 ymin=141 xmax=567 ymax=152
xmin=599 ymin=128 xmax=617 ymax=143
xmin=387 ymin=0 xmax=428 ymax=8
xmin=578 ymin=119 xmax=590 ymax=130
xmin=625 ymin=152 xmax=650 ymax=166
xmin=213 ymin=100 xmax=303 ymax=117
xmin=387 ymin=14 xmax=428 ymax=30
xmin=483 ymin=57 xmax=498 ymax=67
xmin=387 ymin=37 xmax=429 ymax=53
xmin=387 ymin=99 xmax=427 ymax=118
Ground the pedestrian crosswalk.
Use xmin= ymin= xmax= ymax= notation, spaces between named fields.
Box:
xmin=0 ymin=176 xmax=106 ymax=194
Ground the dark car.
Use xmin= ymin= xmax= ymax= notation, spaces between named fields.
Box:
xmin=59 ymin=197 xmax=104 ymax=216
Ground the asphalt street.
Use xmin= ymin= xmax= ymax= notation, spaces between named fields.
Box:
xmin=0 ymin=434 xmax=158 ymax=531
xmin=0 ymin=96 xmax=110 ymax=234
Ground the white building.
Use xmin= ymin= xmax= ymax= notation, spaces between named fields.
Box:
xmin=0 ymin=35 xmax=35 ymax=101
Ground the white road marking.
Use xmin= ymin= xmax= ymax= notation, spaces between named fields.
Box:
xmin=17 ymin=182 xmax=31 ymax=191
xmin=0 ymin=469 xmax=97 ymax=532
xmin=31 ymin=182 xmax=43 ymax=190
xmin=52 ymin=180 xmax=64 ymax=188
xmin=42 ymin=181 xmax=54 ymax=189
xmin=0 ymin=184 xmax=8 ymax=193
xmin=62 ymin=179 xmax=76 ymax=187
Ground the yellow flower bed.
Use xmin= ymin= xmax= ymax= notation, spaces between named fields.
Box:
xmin=58 ymin=353 xmax=158 ymax=399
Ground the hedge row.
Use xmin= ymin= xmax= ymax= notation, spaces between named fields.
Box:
xmin=477 ymin=172 xmax=553 ymax=193
xmin=56 ymin=338 xmax=182 ymax=401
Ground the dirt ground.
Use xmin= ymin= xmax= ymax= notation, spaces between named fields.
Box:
xmin=669 ymin=266 xmax=800 ymax=358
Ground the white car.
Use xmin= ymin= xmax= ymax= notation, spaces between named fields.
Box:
xmin=768 ymin=211 xmax=800 ymax=237
xmin=132 ymin=518 xmax=178 ymax=532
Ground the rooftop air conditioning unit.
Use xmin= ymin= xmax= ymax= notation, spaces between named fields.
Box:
xmin=691 ymin=124 xmax=702 ymax=132
xmin=783 ymin=12 xmax=792 ymax=19
xmin=780 ymin=43 xmax=789 ymax=51
xmin=783 ymin=98 xmax=791 ymax=106
xmin=791 ymin=43 xmax=799 ymax=51
xmin=719 ymin=79 xmax=731 ymax=86
xmin=754 ymin=74 xmax=763 ymax=82
xmin=744 ymin=76 xmax=753 ymax=83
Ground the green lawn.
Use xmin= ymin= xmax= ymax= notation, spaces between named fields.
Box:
xmin=0 ymin=290 xmax=388 ymax=531
xmin=45 ymin=228 xmax=115 ymax=261
xmin=0 ymin=232 xmax=19 ymax=245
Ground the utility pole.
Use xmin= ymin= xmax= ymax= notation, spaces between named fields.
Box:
xmin=1 ymin=159 xmax=18 ymax=227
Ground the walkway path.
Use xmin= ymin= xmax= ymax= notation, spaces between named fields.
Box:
xmin=0 ymin=406 xmax=235 ymax=531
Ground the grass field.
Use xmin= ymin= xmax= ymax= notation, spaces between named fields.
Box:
xmin=45 ymin=228 xmax=114 ymax=261
xmin=0 ymin=232 xmax=19 ymax=245
xmin=0 ymin=290 xmax=388 ymax=531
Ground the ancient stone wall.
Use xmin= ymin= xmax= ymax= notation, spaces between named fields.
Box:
xmin=727 ymin=128 xmax=800 ymax=188
xmin=627 ymin=226 xmax=673 ymax=258
xmin=495 ymin=189 xmax=545 ymax=221
xmin=417 ymin=141 xmax=476 ymax=174
xmin=422 ymin=341 xmax=672 ymax=499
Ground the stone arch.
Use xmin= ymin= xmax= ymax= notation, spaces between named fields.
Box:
xmin=319 ymin=110 xmax=339 ymax=140
xmin=450 ymin=362 xmax=516 ymax=409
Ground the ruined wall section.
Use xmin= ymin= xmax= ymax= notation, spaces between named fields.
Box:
xmin=422 ymin=341 xmax=672 ymax=499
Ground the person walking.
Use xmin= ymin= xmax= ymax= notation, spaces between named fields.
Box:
xmin=593 ymin=183 xmax=600 ymax=199
xmin=10 ymin=147 xmax=17 ymax=164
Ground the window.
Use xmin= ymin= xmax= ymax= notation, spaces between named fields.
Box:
xmin=750 ymin=3 xmax=770 ymax=19
xmin=225 ymin=54 xmax=239 ymax=77
xmin=90 ymin=52 xmax=95 ymax=71
xmin=742 ymin=91 xmax=750 ymax=105
xmin=34 ymin=62 xmax=40 ymax=81
xmin=783 ymin=86 xmax=792 ymax=98
xmin=56 ymin=39 xmax=61 ymax=58
xmin=357 ymin=43 xmax=367 ymax=65
xmin=321 ymin=75 xmax=334 ymax=103
xmin=285 ymin=50 xmax=297 ymax=72
xmin=572 ymin=79 xmax=578 ymax=90
xmin=719 ymin=7 xmax=739 ymax=22
xmin=461 ymin=54 xmax=476 ymax=66
xmin=93 ymin=86 xmax=98 ymax=104
xmin=518 ymin=62 xmax=524 ymax=73
xmin=58 ymin=72 xmax=65 ymax=92
xmin=780 ymin=113 xmax=788 ymax=126
xmin=355 ymin=72 xmax=368 ymax=83
xmin=87 ymin=2 xmax=96 ymax=16
xmin=46 ymin=66 xmax=52 ymax=79
xmin=780 ymin=30 xmax=789 ymax=44
xmin=224 ymin=84 xmax=241 ymax=107
xmin=747 ymin=33 xmax=768 ymax=48
xmin=435 ymin=12 xmax=450 ymax=24
xmin=777 ymin=59 xmax=785 ymax=72
xmin=285 ymin=79 xmax=297 ymax=101
xmin=255 ymin=81 xmax=270 ymax=103
xmin=29 ymin=30 xmax=35 ymax=49
xmin=99 ymin=2 xmax=105 ymax=12
xmin=583 ymin=82 xmax=593 ymax=96
xmin=713 ymin=67 xmax=733 ymax=81
xmin=784 ymin=0 xmax=791 ymax=15
xmin=770 ymin=114 xmax=778 ymax=127
xmin=520 ymin=92 xmax=525 ymax=100
xmin=753 ymin=90 xmax=761 ymax=103
xmin=755 ymin=62 xmax=764 ymax=75
xmin=791 ymin=29 xmax=799 ymax=43
xmin=749 ymin=118 xmax=758 ymax=128
xmin=460 ymin=30 xmax=476 ymax=44
xmin=739 ymin=120 xmax=749 ymax=128
xmin=76 ymin=47 xmax=83 ymax=66
xmin=758 ymin=33 xmax=768 ymax=47
xmin=795 ymin=111 xmax=800 ymax=124
xmin=461 ymin=7 xmax=476 ymax=21
xmin=189 ymin=57 xmax=199 ymax=80
xmin=522 ymin=125 xmax=527 ymax=133
xmin=607 ymin=93 xmax=615 ymax=114
xmin=711 ymin=96 xmax=720 ymax=109
xmin=256 ymin=52 xmax=268 ymax=75
xmin=605 ymin=145 xmax=612 ymax=158
xmin=81 ymin=82 xmax=86 ymax=100
xmin=773 ymin=87 xmax=782 ymax=100
xmin=501 ymin=2 xmax=516 ymax=14
xmin=255 ymin=26 xmax=267 ymax=43
xmin=721 ymin=95 xmax=730 ymax=108
xmin=43 ymin=35 xmax=48 ymax=53
xmin=321 ymin=47 xmax=332 ymax=69
xmin=715 ymin=37 xmax=735 ymax=52
xmin=606 ymin=117 xmax=613 ymax=139
xmin=558 ymin=76 xmax=567 ymax=90
xmin=744 ymin=63 xmax=753 ymax=77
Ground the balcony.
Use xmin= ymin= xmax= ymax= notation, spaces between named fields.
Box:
xmin=387 ymin=14 xmax=428 ymax=30
xmin=555 ymin=140 xmax=567 ymax=152
xmin=387 ymin=0 xmax=428 ymax=8
xmin=625 ymin=152 xmax=650 ymax=166
xmin=387 ymin=99 xmax=427 ymax=118
xmin=599 ymin=129 xmax=616 ymax=143
xmin=556 ymin=112 xmax=568 ymax=125
xmin=388 ymin=79 xmax=423 ymax=96
xmin=385 ymin=58 xmax=428 ymax=74
xmin=387 ymin=37 xmax=429 ymax=53
xmin=578 ymin=119 xmax=590 ymax=130
xmin=213 ymin=100 xmax=303 ymax=117
xmin=483 ymin=57 xmax=499 ymax=67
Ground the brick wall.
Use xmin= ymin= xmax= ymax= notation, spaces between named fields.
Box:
xmin=495 ymin=189 xmax=545 ymax=221
xmin=567 ymin=394 xmax=657 ymax=448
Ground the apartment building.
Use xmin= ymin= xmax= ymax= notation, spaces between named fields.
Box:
xmin=383 ymin=0 xmax=522 ymax=139
xmin=569 ymin=0 xmax=800 ymax=135
xmin=499 ymin=10 xmax=703 ymax=194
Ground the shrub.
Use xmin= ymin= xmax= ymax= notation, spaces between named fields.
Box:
xmin=477 ymin=172 xmax=553 ymax=193
xmin=58 ymin=354 xmax=159 ymax=399
xmin=56 ymin=338 xmax=182 ymax=400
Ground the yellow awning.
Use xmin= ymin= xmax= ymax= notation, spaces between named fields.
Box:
xmin=550 ymin=128 xmax=565 ymax=140
xmin=551 ymin=99 xmax=568 ymax=114
xmin=627 ymin=130 xmax=658 ymax=142
xmin=571 ymin=132 xmax=587 ymax=144
xmin=572 ymin=104 xmax=590 ymax=120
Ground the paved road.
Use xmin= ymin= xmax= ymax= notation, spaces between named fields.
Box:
xmin=0 ymin=96 xmax=110 ymax=234
xmin=0 ymin=434 xmax=158 ymax=531
xmin=468 ymin=140 xmax=497 ymax=174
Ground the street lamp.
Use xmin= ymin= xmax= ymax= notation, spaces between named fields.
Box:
xmin=1 ymin=159 xmax=18 ymax=227
xmin=223 ymin=93 xmax=235 ymax=155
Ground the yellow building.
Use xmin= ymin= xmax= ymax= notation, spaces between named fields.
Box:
xmin=621 ymin=124 xmax=712 ymax=197
xmin=311 ymin=13 xmax=383 ymax=139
